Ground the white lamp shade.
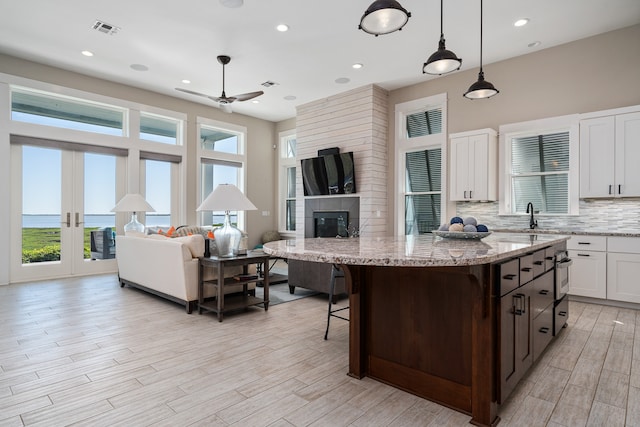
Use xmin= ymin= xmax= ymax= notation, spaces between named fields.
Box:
xmin=197 ymin=184 xmax=257 ymax=212
xmin=111 ymin=193 xmax=155 ymax=213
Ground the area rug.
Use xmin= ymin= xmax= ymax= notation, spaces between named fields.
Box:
xmin=254 ymin=282 xmax=321 ymax=306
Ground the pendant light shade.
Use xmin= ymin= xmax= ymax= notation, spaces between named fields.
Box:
xmin=464 ymin=0 xmax=499 ymax=99
xmin=359 ymin=0 xmax=411 ymax=36
xmin=464 ymin=71 xmax=499 ymax=99
xmin=423 ymin=0 xmax=462 ymax=75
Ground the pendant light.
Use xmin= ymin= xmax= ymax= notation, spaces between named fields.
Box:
xmin=423 ymin=0 xmax=462 ymax=75
xmin=464 ymin=0 xmax=499 ymax=99
xmin=359 ymin=0 xmax=411 ymax=36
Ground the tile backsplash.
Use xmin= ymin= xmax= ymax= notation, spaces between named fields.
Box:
xmin=455 ymin=199 xmax=640 ymax=233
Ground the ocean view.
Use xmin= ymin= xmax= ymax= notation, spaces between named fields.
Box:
xmin=23 ymin=214 xmax=171 ymax=228
xmin=22 ymin=214 xmax=230 ymax=228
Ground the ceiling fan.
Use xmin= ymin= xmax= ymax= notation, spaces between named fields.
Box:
xmin=175 ymin=55 xmax=263 ymax=113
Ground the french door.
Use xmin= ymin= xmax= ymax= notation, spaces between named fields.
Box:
xmin=10 ymin=141 xmax=124 ymax=282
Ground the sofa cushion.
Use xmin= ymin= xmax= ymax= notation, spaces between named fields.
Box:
xmin=173 ymin=235 xmax=205 ymax=258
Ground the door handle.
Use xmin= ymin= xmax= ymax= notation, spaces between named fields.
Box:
xmin=63 ymin=212 xmax=71 ymax=227
xmin=539 ymin=290 xmax=549 ymax=295
xmin=75 ymin=212 xmax=83 ymax=227
xmin=469 ymin=190 xmax=473 ymax=199
xmin=513 ymin=293 xmax=526 ymax=315
xmin=503 ymin=274 xmax=517 ymax=280
xmin=609 ymin=184 xmax=612 ymax=195
xmin=464 ymin=190 xmax=467 ymax=199
xmin=539 ymin=327 xmax=550 ymax=334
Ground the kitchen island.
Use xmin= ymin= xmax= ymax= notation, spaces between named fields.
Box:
xmin=264 ymin=232 xmax=570 ymax=427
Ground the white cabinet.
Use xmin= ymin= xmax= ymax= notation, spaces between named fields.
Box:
xmin=607 ymin=237 xmax=640 ymax=304
xmin=580 ymin=111 xmax=640 ymax=198
xmin=567 ymin=235 xmax=607 ymax=299
xmin=450 ymin=128 xmax=497 ymax=201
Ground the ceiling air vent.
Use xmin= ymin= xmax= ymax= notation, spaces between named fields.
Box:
xmin=261 ymin=81 xmax=279 ymax=88
xmin=92 ymin=20 xmax=120 ymax=35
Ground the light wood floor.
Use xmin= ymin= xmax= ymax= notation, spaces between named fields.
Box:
xmin=0 ymin=274 xmax=638 ymax=427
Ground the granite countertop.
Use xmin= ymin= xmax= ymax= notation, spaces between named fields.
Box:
xmin=493 ymin=228 xmax=640 ymax=238
xmin=263 ymin=232 xmax=570 ymax=267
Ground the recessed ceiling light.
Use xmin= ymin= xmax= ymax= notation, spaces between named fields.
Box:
xmin=276 ymin=24 xmax=289 ymax=32
xmin=284 ymin=95 xmax=297 ymax=101
xmin=252 ymin=100 xmax=260 ymax=104
xmin=130 ymin=64 xmax=149 ymax=71
xmin=81 ymin=50 xmax=94 ymax=57
xmin=181 ymin=79 xmax=191 ymax=84
xmin=352 ymin=63 xmax=363 ymax=69
xmin=335 ymin=77 xmax=350 ymax=84
xmin=514 ymin=18 xmax=529 ymax=27
xmin=528 ymin=41 xmax=542 ymax=48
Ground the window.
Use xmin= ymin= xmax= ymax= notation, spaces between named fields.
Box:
xmin=500 ymin=115 xmax=579 ymax=216
xmin=11 ymin=88 xmax=125 ymax=136
xmin=278 ymin=131 xmax=297 ymax=232
xmin=395 ymin=94 xmax=448 ymax=235
xmin=140 ymin=113 xmax=180 ymax=145
xmin=197 ymin=118 xmax=248 ymax=230
xmin=200 ymin=125 xmax=240 ymax=154
xmin=405 ymin=148 xmax=442 ymax=233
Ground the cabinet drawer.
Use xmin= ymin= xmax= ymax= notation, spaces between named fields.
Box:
xmin=498 ymin=258 xmax=520 ymax=296
xmin=567 ymin=235 xmax=606 ymax=251
xmin=532 ymin=249 xmax=546 ymax=278
xmin=554 ymin=296 xmax=569 ymax=336
xmin=544 ymin=246 xmax=556 ymax=271
xmin=608 ymin=236 xmax=640 ymax=254
xmin=533 ymin=305 xmax=554 ymax=361
xmin=532 ymin=270 xmax=554 ymax=318
xmin=520 ymin=254 xmax=534 ymax=285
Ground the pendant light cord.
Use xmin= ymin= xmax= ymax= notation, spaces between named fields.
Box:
xmin=440 ymin=0 xmax=444 ymax=37
xmin=479 ymin=0 xmax=484 ymax=71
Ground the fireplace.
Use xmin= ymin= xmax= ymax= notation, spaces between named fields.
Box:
xmin=304 ymin=196 xmax=359 ymax=238
xmin=314 ymin=211 xmax=349 ymax=238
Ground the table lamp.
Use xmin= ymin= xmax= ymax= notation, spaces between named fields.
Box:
xmin=197 ymin=184 xmax=257 ymax=257
xmin=111 ymin=193 xmax=155 ymax=234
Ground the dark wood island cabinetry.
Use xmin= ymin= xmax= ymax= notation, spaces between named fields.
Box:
xmin=264 ymin=233 xmax=570 ymax=426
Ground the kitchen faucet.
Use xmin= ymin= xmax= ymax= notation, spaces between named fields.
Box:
xmin=526 ymin=202 xmax=538 ymax=229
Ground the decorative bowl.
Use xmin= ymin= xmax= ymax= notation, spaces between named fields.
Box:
xmin=432 ymin=230 xmax=492 ymax=240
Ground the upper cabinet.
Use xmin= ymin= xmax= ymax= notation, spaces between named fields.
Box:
xmin=580 ymin=110 xmax=640 ymax=198
xmin=449 ymin=128 xmax=497 ymax=202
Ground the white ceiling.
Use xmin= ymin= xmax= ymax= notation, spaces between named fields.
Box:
xmin=1 ymin=0 xmax=639 ymax=122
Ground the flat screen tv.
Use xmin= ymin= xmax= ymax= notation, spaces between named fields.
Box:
xmin=302 ymin=152 xmax=356 ymax=196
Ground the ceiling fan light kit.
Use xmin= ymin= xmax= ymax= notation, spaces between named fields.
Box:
xmin=175 ymin=55 xmax=263 ymax=113
xmin=359 ymin=0 xmax=411 ymax=36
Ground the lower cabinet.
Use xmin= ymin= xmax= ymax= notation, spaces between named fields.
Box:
xmin=567 ymin=235 xmax=607 ymax=298
xmin=499 ymin=282 xmax=532 ymax=403
xmin=607 ymin=251 xmax=640 ymax=303
xmin=497 ymin=246 xmax=565 ymax=404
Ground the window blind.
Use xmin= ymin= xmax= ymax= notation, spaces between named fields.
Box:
xmin=511 ymin=131 xmax=570 ymax=214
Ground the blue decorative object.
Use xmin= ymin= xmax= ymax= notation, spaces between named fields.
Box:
xmin=476 ymin=224 xmax=489 ymax=232
xmin=450 ymin=216 xmax=464 ymax=224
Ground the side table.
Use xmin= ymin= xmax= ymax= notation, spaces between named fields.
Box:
xmin=198 ymin=252 xmax=270 ymax=322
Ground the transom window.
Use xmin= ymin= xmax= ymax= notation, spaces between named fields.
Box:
xmin=11 ymin=88 xmax=125 ymax=136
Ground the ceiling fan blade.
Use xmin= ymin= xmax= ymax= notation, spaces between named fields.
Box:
xmin=175 ymin=87 xmax=210 ymax=98
xmin=233 ymin=90 xmax=264 ymax=102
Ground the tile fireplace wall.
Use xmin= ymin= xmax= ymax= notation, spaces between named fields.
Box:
xmin=295 ymin=84 xmax=388 ymax=239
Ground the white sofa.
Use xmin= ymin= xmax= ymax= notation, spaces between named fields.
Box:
xmin=116 ymin=234 xmax=253 ymax=313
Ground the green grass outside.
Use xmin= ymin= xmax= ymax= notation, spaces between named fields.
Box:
xmin=22 ymin=227 xmax=100 ymax=263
